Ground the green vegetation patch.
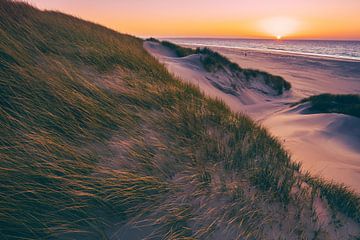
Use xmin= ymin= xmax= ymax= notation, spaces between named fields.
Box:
xmin=300 ymin=94 xmax=360 ymax=118
xmin=161 ymin=40 xmax=197 ymax=57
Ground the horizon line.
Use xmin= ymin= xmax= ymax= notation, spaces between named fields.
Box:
xmin=139 ymin=35 xmax=360 ymax=42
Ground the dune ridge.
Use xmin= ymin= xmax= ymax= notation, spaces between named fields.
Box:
xmin=0 ymin=1 xmax=359 ymax=239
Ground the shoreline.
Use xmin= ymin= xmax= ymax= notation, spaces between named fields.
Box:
xmin=172 ymin=42 xmax=360 ymax=63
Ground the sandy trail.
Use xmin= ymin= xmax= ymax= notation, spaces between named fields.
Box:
xmin=144 ymin=41 xmax=360 ymax=193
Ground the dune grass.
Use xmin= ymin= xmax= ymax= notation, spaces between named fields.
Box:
xmin=196 ymin=47 xmax=291 ymax=95
xmin=304 ymin=175 xmax=360 ymax=223
xmin=300 ymin=93 xmax=360 ymax=117
xmin=157 ymin=40 xmax=291 ymax=95
xmin=161 ymin=40 xmax=197 ymax=57
xmin=1 ymin=1 xmax=359 ymax=239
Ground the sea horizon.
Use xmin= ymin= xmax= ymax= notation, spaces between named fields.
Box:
xmin=160 ymin=36 xmax=360 ymax=41
xmin=158 ymin=37 xmax=360 ymax=61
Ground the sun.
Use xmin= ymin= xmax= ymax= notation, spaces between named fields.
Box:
xmin=259 ymin=17 xmax=300 ymax=39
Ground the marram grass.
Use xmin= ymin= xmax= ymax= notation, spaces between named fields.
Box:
xmin=0 ymin=1 xmax=359 ymax=239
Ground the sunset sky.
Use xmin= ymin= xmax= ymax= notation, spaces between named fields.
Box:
xmin=27 ymin=0 xmax=360 ymax=40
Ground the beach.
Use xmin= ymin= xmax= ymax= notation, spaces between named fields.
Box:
xmin=145 ymin=41 xmax=360 ymax=192
xmin=4 ymin=1 xmax=360 ymax=238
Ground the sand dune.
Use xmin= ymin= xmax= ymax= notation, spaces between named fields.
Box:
xmin=263 ymin=105 xmax=360 ymax=192
xmin=145 ymin=41 xmax=360 ymax=192
xmin=145 ymin=41 xmax=287 ymax=112
xmin=205 ymin=46 xmax=360 ymax=98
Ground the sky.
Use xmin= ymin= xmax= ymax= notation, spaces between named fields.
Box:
xmin=27 ymin=0 xmax=360 ymax=40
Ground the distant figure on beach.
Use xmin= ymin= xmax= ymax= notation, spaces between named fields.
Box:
xmin=244 ymin=52 xmax=247 ymax=57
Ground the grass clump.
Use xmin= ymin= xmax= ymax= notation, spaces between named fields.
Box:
xmin=1 ymin=2 xmax=359 ymax=239
xmin=145 ymin=37 xmax=160 ymax=43
xmin=300 ymin=93 xmax=360 ymax=117
xmin=307 ymin=177 xmax=360 ymax=223
xmin=196 ymin=47 xmax=243 ymax=72
xmin=161 ymin=40 xmax=196 ymax=57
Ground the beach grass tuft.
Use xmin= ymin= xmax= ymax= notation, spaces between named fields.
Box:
xmin=299 ymin=93 xmax=360 ymax=117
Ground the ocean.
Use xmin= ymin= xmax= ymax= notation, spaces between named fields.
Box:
xmin=162 ymin=38 xmax=360 ymax=61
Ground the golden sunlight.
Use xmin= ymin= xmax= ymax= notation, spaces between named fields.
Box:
xmin=260 ymin=17 xmax=300 ymax=39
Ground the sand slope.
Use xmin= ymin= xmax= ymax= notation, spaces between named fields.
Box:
xmin=263 ymin=105 xmax=360 ymax=192
xmin=145 ymin=41 xmax=360 ymax=192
